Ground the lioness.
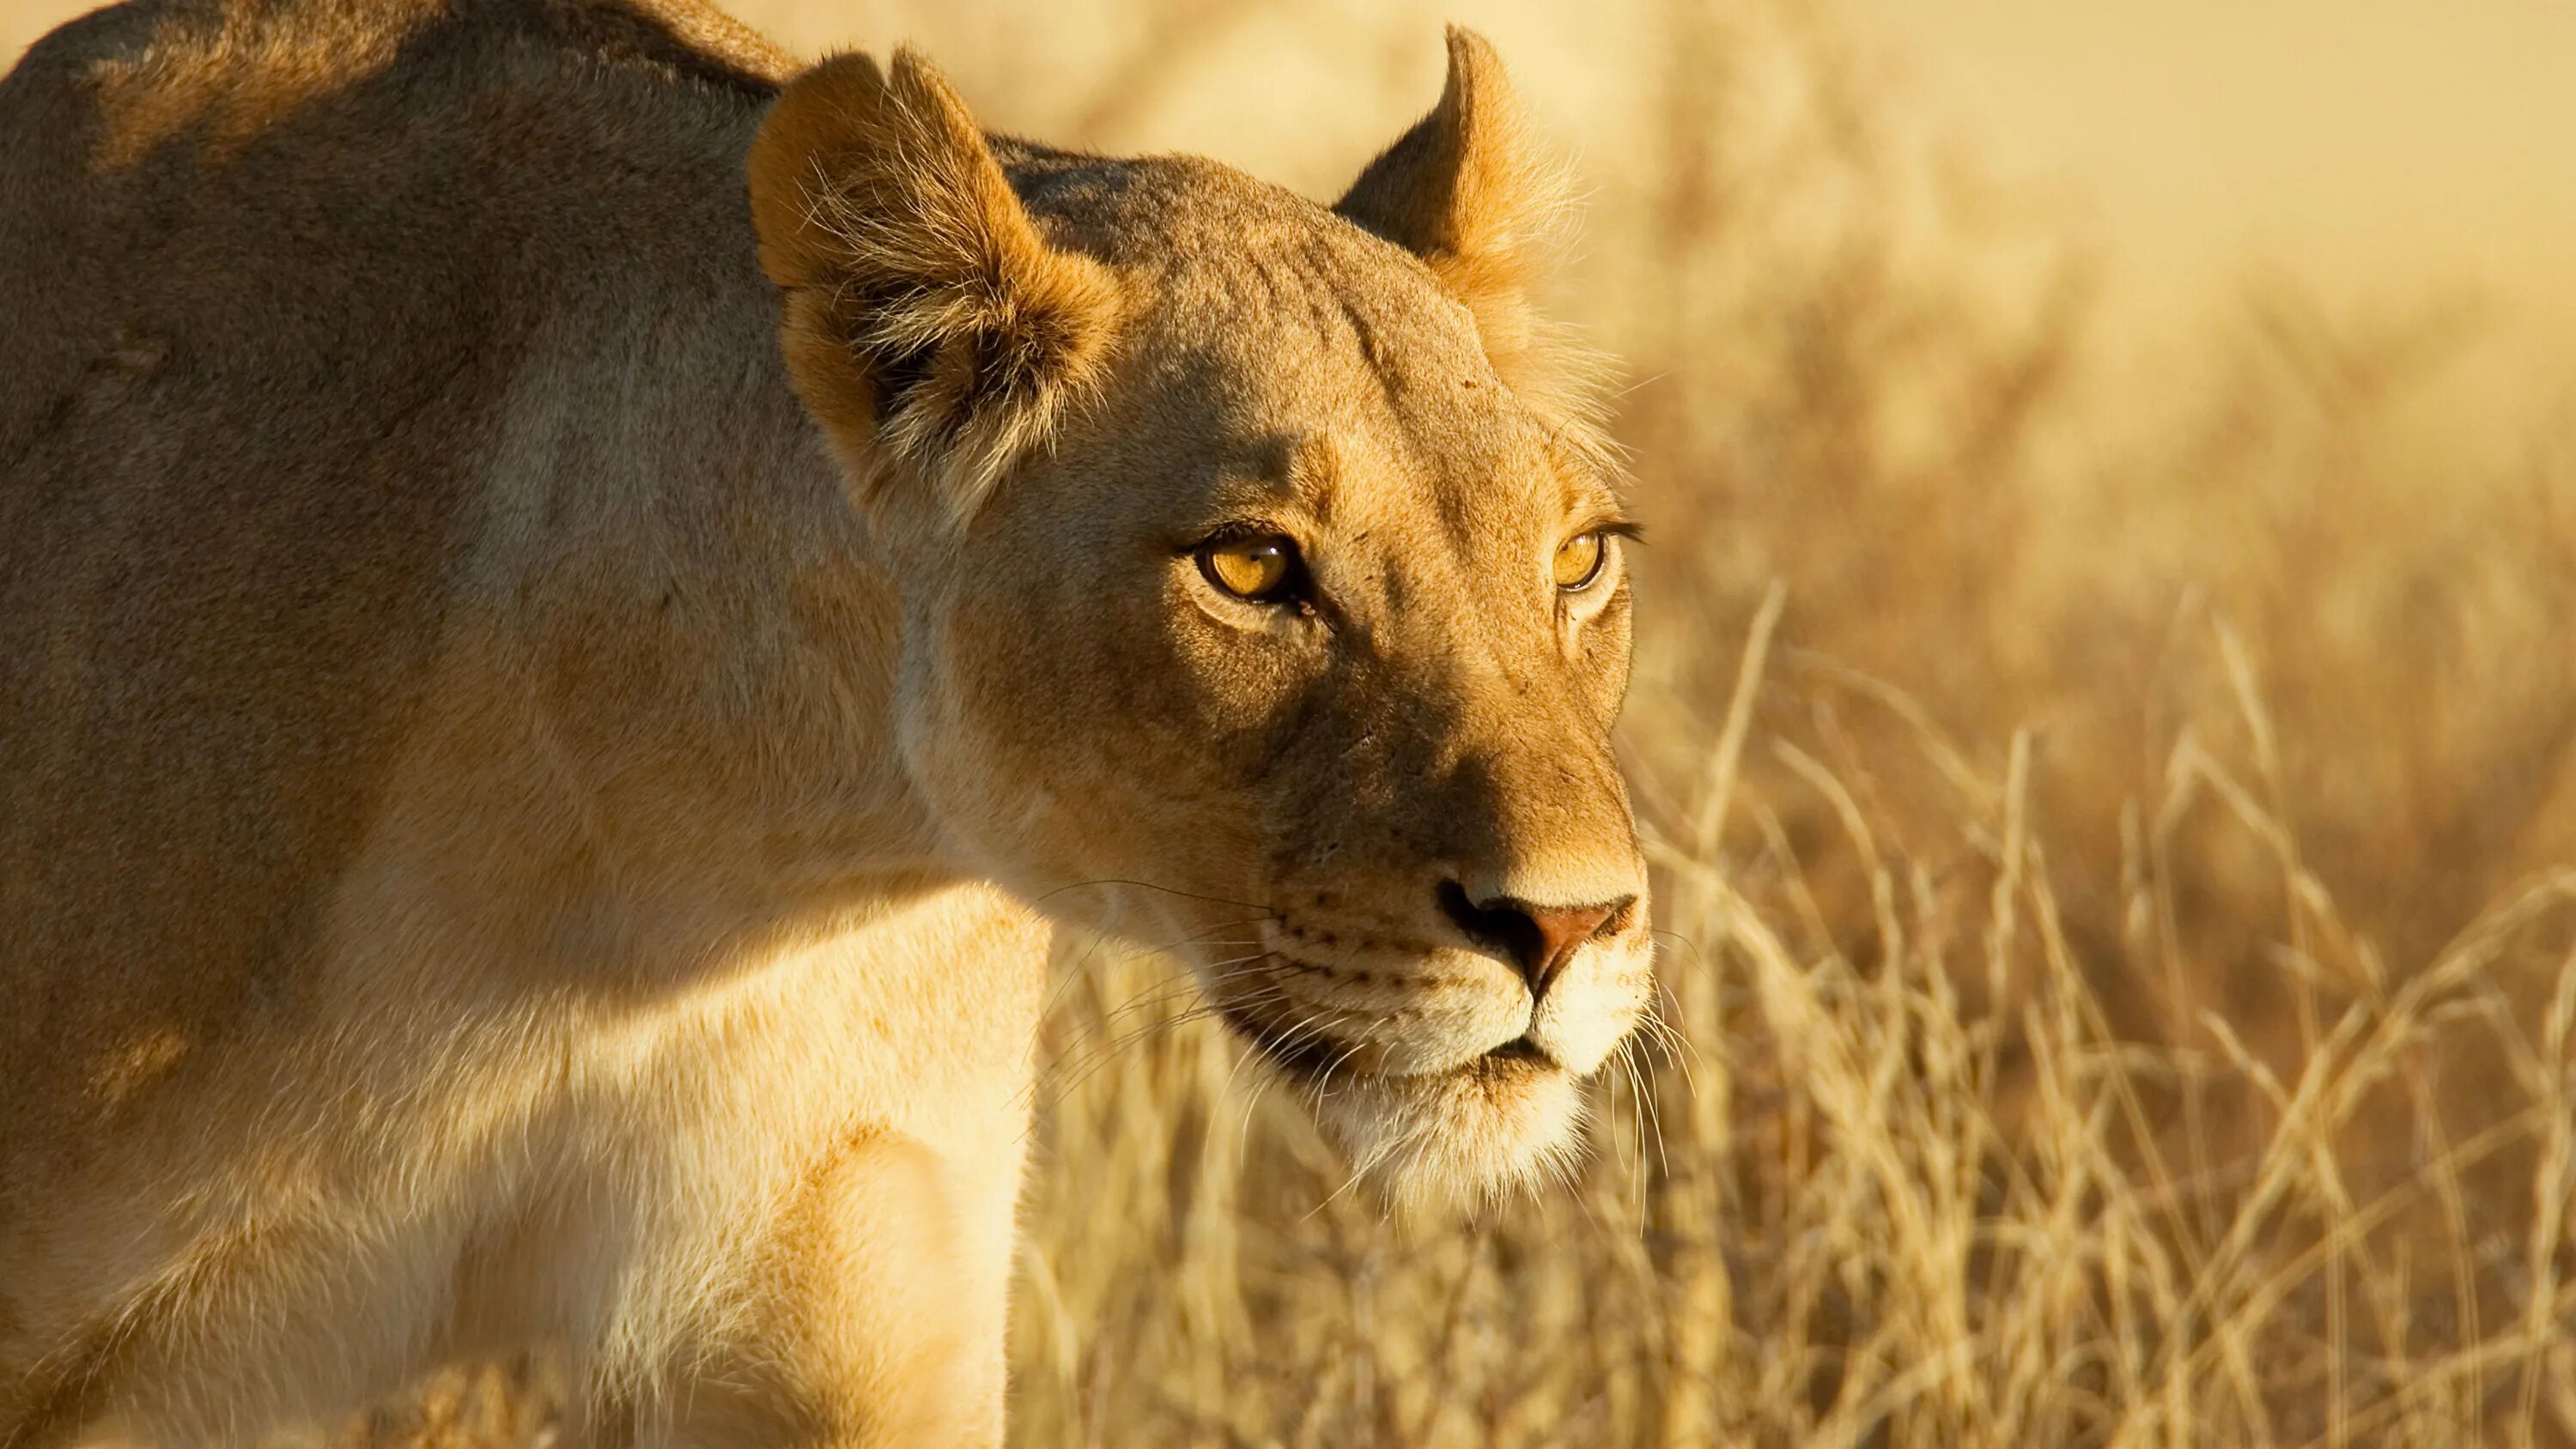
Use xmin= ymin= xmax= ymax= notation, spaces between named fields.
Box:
xmin=0 ymin=0 xmax=1650 ymax=1443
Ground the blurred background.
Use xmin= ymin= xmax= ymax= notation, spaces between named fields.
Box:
xmin=9 ymin=0 xmax=2576 ymax=1443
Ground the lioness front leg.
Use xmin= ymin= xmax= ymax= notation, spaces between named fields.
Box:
xmin=612 ymin=1130 xmax=1016 ymax=1449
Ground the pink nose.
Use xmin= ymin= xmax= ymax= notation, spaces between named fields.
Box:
xmin=1439 ymin=885 xmax=1632 ymax=1002
xmin=1520 ymin=903 xmax=1618 ymax=997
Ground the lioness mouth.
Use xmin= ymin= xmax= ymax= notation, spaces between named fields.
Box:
xmin=1482 ymin=1034 xmax=1552 ymax=1064
xmin=1218 ymin=999 xmax=1561 ymax=1085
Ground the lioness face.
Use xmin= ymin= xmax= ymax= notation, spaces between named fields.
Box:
xmin=920 ymin=221 xmax=1649 ymax=1200
xmin=750 ymin=34 xmax=1649 ymax=1203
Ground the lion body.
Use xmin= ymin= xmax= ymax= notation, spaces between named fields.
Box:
xmin=2 ymin=3 xmax=1041 ymax=1441
xmin=0 ymin=3 xmax=1656 ymax=1444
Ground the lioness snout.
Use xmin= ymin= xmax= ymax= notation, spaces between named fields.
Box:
xmin=1437 ymin=882 xmax=1637 ymax=1000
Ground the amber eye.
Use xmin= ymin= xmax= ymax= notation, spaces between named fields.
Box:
xmin=1553 ymin=530 xmax=1608 ymax=591
xmin=1199 ymin=534 xmax=1302 ymax=602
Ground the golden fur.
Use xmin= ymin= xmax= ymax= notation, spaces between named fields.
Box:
xmin=0 ymin=3 xmax=1649 ymax=1444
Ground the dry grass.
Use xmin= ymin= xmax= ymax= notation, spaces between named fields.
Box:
xmin=14 ymin=0 xmax=2558 ymax=1440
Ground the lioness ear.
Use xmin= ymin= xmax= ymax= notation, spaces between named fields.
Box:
xmin=1334 ymin=27 xmax=1570 ymax=388
xmin=748 ymin=50 xmax=1122 ymax=520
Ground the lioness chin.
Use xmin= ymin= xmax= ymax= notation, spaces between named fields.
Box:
xmin=0 ymin=1 xmax=1649 ymax=1442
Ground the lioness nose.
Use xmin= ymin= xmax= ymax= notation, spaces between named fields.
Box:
xmin=1438 ymin=883 xmax=1633 ymax=1001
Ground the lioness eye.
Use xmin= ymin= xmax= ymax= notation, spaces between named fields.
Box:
xmin=1553 ymin=530 xmax=1607 ymax=591
xmin=1199 ymin=535 xmax=1301 ymax=602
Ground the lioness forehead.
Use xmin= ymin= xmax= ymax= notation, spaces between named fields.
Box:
xmin=1002 ymin=155 xmax=1592 ymax=534
xmin=1010 ymin=152 xmax=1480 ymax=360
xmin=1007 ymin=153 xmax=1405 ymax=275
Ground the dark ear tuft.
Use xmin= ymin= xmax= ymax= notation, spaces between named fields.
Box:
xmin=748 ymin=49 xmax=1124 ymax=518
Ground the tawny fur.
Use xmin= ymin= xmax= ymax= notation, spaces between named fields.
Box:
xmin=0 ymin=3 xmax=1651 ymax=1445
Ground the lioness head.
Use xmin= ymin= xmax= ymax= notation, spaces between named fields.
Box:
xmin=746 ymin=31 xmax=1649 ymax=1205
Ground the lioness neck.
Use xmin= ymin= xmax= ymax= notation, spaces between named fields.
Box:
xmin=284 ymin=60 xmax=975 ymax=999
xmin=413 ymin=242 xmax=966 ymax=1000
